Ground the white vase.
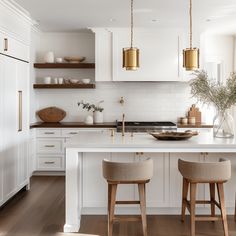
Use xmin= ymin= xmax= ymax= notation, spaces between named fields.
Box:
xmin=93 ymin=111 xmax=103 ymax=124
xmin=44 ymin=51 xmax=54 ymax=63
xmin=84 ymin=115 xmax=93 ymax=125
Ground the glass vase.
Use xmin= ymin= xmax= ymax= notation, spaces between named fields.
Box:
xmin=213 ymin=109 xmax=235 ymax=138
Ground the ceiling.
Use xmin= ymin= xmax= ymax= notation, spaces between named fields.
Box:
xmin=14 ymin=0 xmax=236 ymax=34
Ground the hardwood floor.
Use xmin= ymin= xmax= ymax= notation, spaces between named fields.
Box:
xmin=0 ymin=176 xmax=235 ymax=236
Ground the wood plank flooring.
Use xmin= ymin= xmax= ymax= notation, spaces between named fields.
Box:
xmin=0 ymin=176 xmax=235 ymax=236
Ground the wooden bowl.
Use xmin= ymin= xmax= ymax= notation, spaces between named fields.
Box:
xmin=150 ymin=131 xmax=198 ymax=141
xmin=64 ymin=57 xmax=86 ymax=63
xmin=37 ymin=107 xmax=66 ymax=123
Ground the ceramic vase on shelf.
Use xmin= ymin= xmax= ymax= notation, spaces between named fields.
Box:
xmin=44 ymin=51 xmax=54 ymax=63
xmin=213 ymin=109 xmax=235 ymax=138
xmin=93 ymin=111 xmax=103 ymax=124
xmin=85 ymin=115 xmax=93 ymax=125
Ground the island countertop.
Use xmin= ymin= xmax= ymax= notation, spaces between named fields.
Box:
xmin=66 ymin=131 xmax=236 ymax=153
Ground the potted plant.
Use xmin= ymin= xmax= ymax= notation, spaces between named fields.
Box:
xmin=190 ymin=70 xmax=236 ymax=138
xmin=78 ymin=100 xmax=104 ymax=124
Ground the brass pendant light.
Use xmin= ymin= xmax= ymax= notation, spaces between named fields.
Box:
xmin=183 ymin=0 xmax=199 ymax=71
xmin=123 ymin=0 xmax=139 ymax=71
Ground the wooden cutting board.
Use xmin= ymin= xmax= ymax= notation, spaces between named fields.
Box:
xmin=188 ymin=104 xmax=201 ymax=124
xmin=37 ymin=107 xmax=66 ymax=123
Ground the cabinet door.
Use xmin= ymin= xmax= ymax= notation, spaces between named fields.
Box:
xmin=139 ymin=153 xmax=169 ymax=207
xmin=93 ymin=28 xmax=112 ymax=81
xmin=112 ymin=29 xmax=183 ymax=81
xmin=205 ymin=153 xmax=236 ymax=208
xmin=169 ymin=153 xmax=204 ymax=207
xmin=82 ymin=152 xmax=111 ymax=208
xmin=16 ymin=60 xmax=29 ymax=186
xmin=2 ymin=55 xmax=18 ymax=199
xmin=0 ymin=32 xmax=4 ymax=54
xmin=0 ymin=55 xmax=4 ymax=204
xmin=5 ymin=36 xmax=29 ymax=62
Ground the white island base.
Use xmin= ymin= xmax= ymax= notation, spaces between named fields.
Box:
xmin=64 ymin=131 xmax=236 ymax=233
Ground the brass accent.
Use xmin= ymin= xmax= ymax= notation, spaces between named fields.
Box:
xmin=4 ymin=38 xmax=8 ymax=51
xmin=45 ymin=132 xmax=55 ymax=134
xmin=183 ymin=48 xmax=199 ymax=71
xmin=45 ymin=145 xmax=55 ymax=148
xmin=122 ymin=0 xmax=140 ymax=70
xmin=18 ymin=91 xmax=22 ymax=132
xmin=123 ymin=47 xmax=139 ymax=71
xmin=44 ymin=161 xmax=55 ymax=164
xmin=119 ymin=97 xmax=125 ymax=105
xmin=183 ymin=0 xmax=200 ymax=71
xmin=122 ymin=113 xmax=125 ymax=136
xmin=110 ymin=129 xmax=115 ymax=137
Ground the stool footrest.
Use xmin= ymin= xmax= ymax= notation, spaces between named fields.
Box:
xmin=115 ymin=200 xmax=140 ymax=205
xmin=195 ymin=216 xmax=222 ymax=221
xmin=113 ymin=216 xmax=141 ymax=222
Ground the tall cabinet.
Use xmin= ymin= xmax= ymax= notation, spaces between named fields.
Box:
xmin=0 ymin=0 xmax=31 ymax=206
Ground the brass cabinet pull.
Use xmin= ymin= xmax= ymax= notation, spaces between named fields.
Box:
xmin=44 ymin=132 xmax=55 ymax=134
xmin=69 ymin=132 xmax=78 ymax=135
xmin=18 ymin=91 xmax=22 ymax=132
xmin=45 ymin=145 xmax=55 ymax=148
xmin=4 ymin=38 xmax=8 ymax=51
xmin=44 ymin=161 xmax=55 ymax=164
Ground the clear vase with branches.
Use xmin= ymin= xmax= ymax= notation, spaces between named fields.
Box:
xmin=190 ymin=71 xmax=236 ymax=138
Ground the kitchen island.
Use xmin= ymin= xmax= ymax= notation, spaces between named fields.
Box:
xmin=64 ymin=130 xmax=236 ymax=232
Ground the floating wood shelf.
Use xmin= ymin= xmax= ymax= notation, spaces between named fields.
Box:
xmin=33 ymin=84 xmax=96 ymax=89
xmin=34 ymin=63 xmax=95 ymax=69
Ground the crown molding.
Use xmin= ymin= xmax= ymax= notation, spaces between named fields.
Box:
xmin=0 ymin=0 xmax=36 ymax=26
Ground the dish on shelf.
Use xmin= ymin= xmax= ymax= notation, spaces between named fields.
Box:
xmin=69 ymin=79 xmax=80 ymax=84
xmin=81 ymin=78 xmax=91 ymax=84
xmin=64 ymin=57 xmax=86 ymax=63
xmin=150 ymin=130 xmax=198 ymax=141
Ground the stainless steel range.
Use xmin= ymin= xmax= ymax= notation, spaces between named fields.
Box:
xmin=116 ymin=121 xmax=177 ymax=133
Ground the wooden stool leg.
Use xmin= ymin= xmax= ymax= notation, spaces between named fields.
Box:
xmin=138 ymin=183 xmax=147 ymax=236
xmin=108 ymin=184 xmax=117 ymax=236
xmin=181 ymin=178 xmax=189 ymax=222
xmin=190 ymin=183 xmax=197 ymax=236
xmin=209 ymin=183 xmax=216 ymax=218
xmin=217 ymin=183 xmax=229 ymax=236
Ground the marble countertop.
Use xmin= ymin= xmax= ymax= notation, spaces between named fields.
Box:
xmin=66 ymin=131 xmax=236 ymax=153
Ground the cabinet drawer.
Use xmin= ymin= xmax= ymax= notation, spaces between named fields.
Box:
xmin=36 ymin=129 xmax=61 ymax=138
xmin=37 ymin=139 xmax=64 ymax=154
xmin=37 ymin=156 xmax=64 ymax=171
xmin=61 ymin=129 xmax=80 ymax=138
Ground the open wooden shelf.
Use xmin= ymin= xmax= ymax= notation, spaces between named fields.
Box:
xmin=33 ymin=84 xmax=96 ymax=89
xmin=34 ymin=63 xmax=95 ymax=69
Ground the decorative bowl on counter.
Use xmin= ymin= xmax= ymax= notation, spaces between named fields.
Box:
xmin=37 ymin=107 xmax=66 ymax=123
xmin=150 ymin=130 xmax=198 ymax=141
xmin=64 ymin=57 xmax=86 ymax=63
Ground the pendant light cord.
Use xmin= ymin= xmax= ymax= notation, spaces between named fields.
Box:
xmin=131 ymin=0 xmax=134 ymax=48
xmin=189 ymin=0 xmax=193 ymax=49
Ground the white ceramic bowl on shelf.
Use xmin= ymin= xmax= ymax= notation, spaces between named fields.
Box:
xmin=82 ymin=78 xmax=91 ymax=84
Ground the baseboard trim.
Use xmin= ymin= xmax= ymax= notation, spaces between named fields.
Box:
xmin=33 ymin=171 xmax=65 ymax=176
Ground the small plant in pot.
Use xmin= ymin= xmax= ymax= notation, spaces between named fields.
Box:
xmin=78 ymin=100 xmax=104 ymax=124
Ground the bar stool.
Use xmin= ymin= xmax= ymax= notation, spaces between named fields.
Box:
xmin=102 ymin=158 xmax=153 ymax=236
xmin=178 ymin=158 xmax=231 ymax=236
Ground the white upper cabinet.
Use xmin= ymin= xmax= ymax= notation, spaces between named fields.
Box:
xmin=92 ymin=28 xmax=113 ymax=82
xmin=112 ymin=28 xmax=184 ymax=81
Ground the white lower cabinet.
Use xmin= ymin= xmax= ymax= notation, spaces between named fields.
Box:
xmin=82 ymin=152 xmax=111 ymax=208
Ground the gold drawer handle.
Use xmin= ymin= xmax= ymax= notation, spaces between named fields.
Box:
xmin=45 ymin=145 xmax=55 ymax=148
xmin=4 ymin=38 xmax=8 ymax=51
xmin=18 ymin=91 xmax=22 ymax=132
xmin=44 ymin=132 xmax=55 ymax=134
xmin=69 ymin=132 xmax=78 ymax=134
xmin=44 ymin=161 xmax=55 ymax=164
